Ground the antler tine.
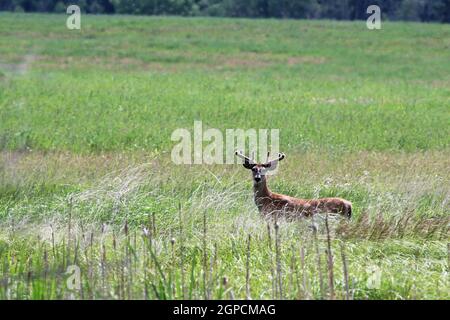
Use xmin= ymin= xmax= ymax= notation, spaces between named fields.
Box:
xmin=264 ymin=152 xmax=285 ymax=167
xmin=267 ymin=152 xmax=285 ymax=162
xmin=235 ymin=150 xmax=256 ymax=163
xmin=276 ymin=152 xmax=285 ymax=161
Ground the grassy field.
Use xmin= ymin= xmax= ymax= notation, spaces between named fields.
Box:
xmin=0 ymin=13 xmax=449 ymax=300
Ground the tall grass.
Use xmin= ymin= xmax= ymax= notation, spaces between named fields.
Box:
xmin=0 ymin=152 xmax=448 ymax=299
xmin=0 ymin=200 xmax=447 ymax=299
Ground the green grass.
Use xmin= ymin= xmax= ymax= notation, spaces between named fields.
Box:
xmin=0 ymin=13 xmax=449 ymax=300
xmin=0 ymin=13 xmax=449 ymax=152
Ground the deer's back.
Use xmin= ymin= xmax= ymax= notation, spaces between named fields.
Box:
xmin=257 ymin=193 xmax=352 ymax=218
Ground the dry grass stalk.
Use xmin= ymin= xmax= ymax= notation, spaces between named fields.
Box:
xmin=325 ymin=213 xmax=335 ymax=299
xmin=340 ymin=241 xmax=350 ymax=300
xmin=266 ymin=223 xmax=276 ymax=299
xmin=312 ymin=216 xmax=324 ymax=299
xmin=246 ymin=234 xmax=251 ymax=300
xmin=202 ymin=209 xmax=208 ymax=300
xmin=275 ymin=221 xmax=283 ymax=299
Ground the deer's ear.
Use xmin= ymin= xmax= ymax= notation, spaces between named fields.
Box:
xmin=263 ymin=162 xmax=278 ymax=170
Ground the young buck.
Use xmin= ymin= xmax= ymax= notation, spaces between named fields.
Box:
xmin=235 ymin=151 xmax=352 ymax=219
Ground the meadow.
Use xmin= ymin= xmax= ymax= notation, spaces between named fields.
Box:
xmin=0 ymin=13 xmax=449 ymax=299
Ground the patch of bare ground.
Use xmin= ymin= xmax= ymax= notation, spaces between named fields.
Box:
xmin=213 ymin=53 xmax=326 ymax=70
xmin=310 ymin=97 xmax=375 ymax=105
xmin=29 ymin=52 xmax=328 ymax=72
xmin=214 ymin=52 xmax=274 ymax=70
xmin=0 ymin=53 xmax=36 ymax=75
xmin=286 ymin=56 xmax=326 ymax=65
xmin=412 ymin=79 xmax=450 ymax=89
xmin=0 ymin=62 xmax=17 ymax=73
xmin=39 ymin=52 xmax=275 ymax=72
xmin=34 ymin=55 xmax=187 ymax=72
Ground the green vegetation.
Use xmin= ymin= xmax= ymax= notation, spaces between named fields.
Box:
xmin=0 ymin=13 xmax=448 ymax=299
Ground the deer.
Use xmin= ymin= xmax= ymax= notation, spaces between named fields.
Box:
xmin=235 ymin=150 xmax=352 ymax=220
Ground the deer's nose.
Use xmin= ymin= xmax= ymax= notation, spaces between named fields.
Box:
xmin=254 ymin=176 xmax=261 ymax=182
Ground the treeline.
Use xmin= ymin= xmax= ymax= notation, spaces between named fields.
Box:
xmin=1 ymin=0 xmax=449 ymax=22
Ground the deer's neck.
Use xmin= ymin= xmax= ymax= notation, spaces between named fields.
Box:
xmin=253 ymin=179 xmax=271 ymax=199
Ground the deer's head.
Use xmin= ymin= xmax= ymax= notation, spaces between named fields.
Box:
xmin=235 ymin=150 xmax=285 ymax=184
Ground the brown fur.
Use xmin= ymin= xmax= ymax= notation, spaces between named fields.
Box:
xmin=253 ymin=176 xmax=352 ymax=219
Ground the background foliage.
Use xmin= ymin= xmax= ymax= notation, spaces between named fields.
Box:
xmin=1 ymin=0 xmax=449 ymax=22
